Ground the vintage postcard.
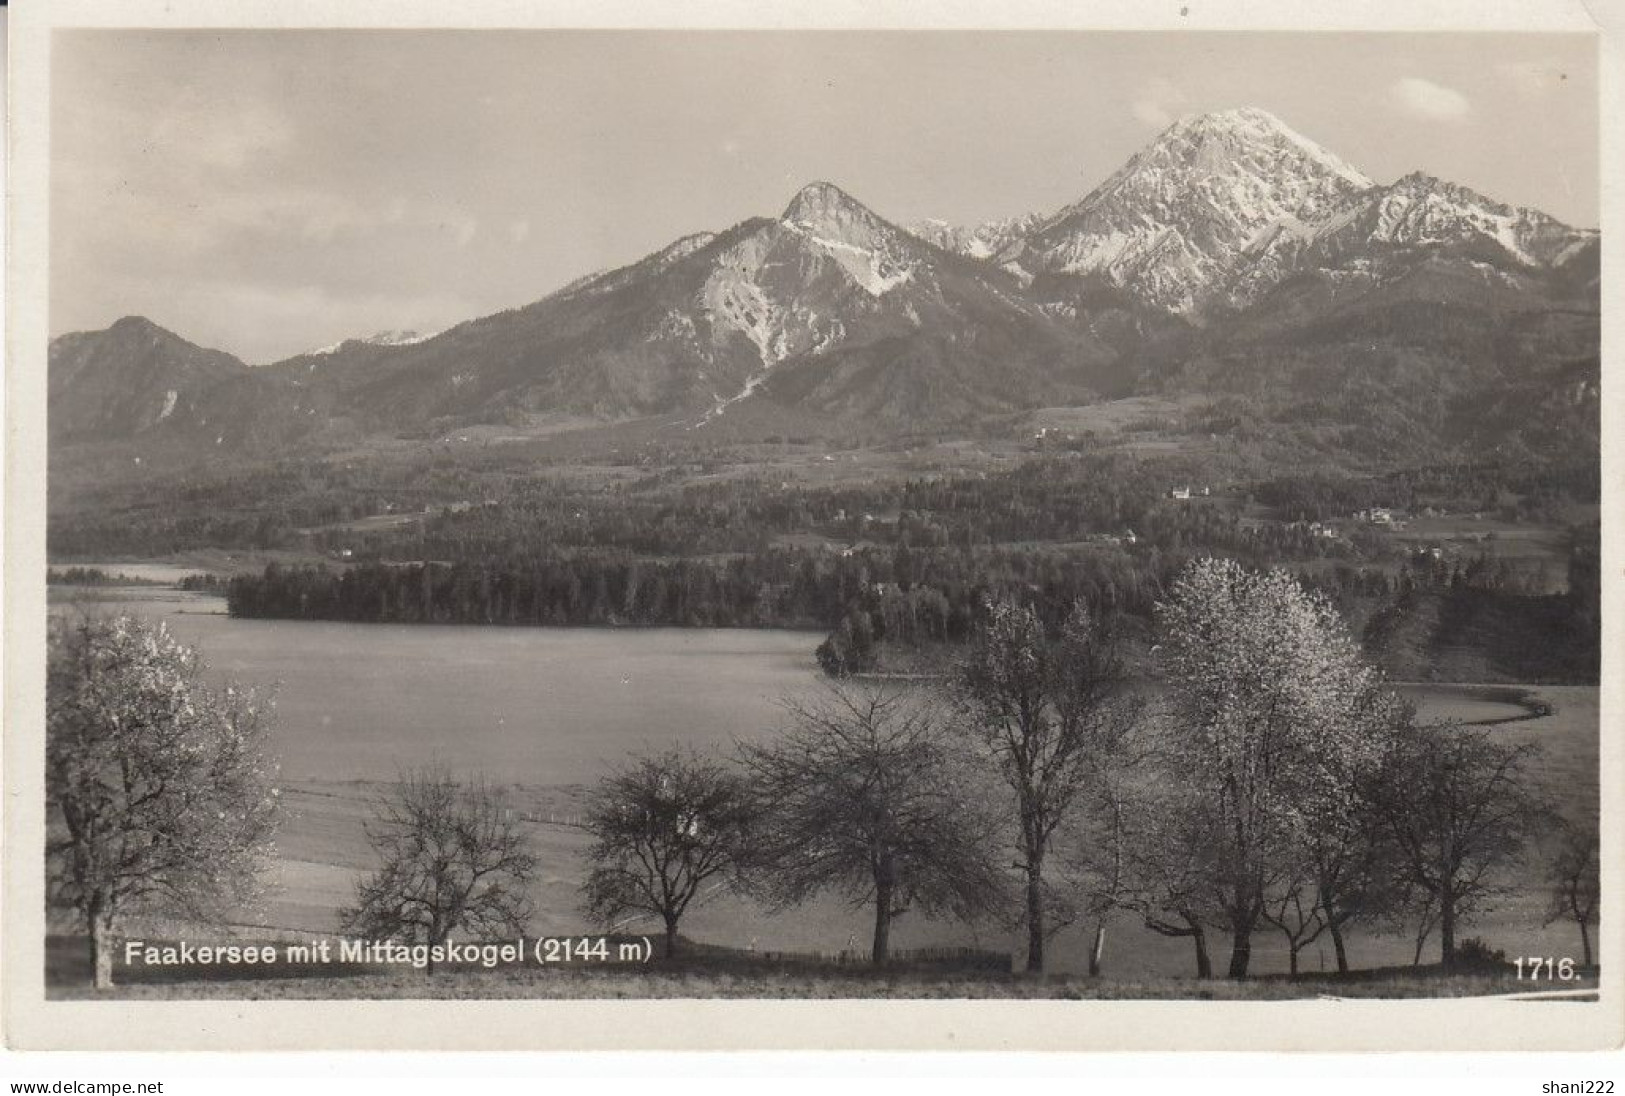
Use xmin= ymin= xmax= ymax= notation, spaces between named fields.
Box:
xmin=4 ymin=0 xmax=1620 ymax=1053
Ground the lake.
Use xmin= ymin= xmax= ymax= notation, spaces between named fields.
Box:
xmin=55 ymin=590 xmax=1548 ymax=787
xmin=53 ymin=590 xmax=823 ymax=786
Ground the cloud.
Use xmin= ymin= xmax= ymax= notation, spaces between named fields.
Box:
xmin=1388 ymin=77 xmax=1471 ymax=122
xmin=1131 ymin=78 xmax=1191 ymax=129
xmin=143 ymin=90 xmax=296 ymax=174
xmin=296 ymin=194 xmax=410 ymax=246
xmin=1496 ymin=60 xmax=1567 ymax=98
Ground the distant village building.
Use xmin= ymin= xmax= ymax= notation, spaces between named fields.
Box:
xmin=1170 ymin=486 xmax=1192 ymax=500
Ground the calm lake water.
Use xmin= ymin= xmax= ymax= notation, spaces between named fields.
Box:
xmin=53 ymin=589 xmax=1545 ymax=787
xmin=56 ymin=591 xmax=822 ymax=786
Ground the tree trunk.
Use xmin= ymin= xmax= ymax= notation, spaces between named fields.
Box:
xmin=871 ymin=900 xmax=891 ymax=968
xmin=88 ymin=908 xmax=114 ymax=991
xmin=1088 ymin=922 xmax=1106 ymax=977
xmin=1227 ymin=927 xmax=1252 ymax=980
xmin=1329 ymin=920 xmax=1350 ymax=974
xmin=1192 ymin=923 xmax=1212 ymax=979
xmin=1439 ymin=893 xmax=1455 ymax=970
xmin=1024 ymin=855 xmax=1045 ymax=974
xmin=664 ymin=913 xmax=681 ymax=960
xmin=1578 ymin=918 xmax=1592 ymax=968
xmin=1288 ymin=945 xmax=1300 ymax=977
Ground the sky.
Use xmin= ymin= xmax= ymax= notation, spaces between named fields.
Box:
xmin=50 ymin=30 xmax=1598 ymax=363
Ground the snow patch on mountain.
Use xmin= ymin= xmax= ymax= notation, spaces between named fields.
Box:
xmin=652 ymin=231 xmax=719 ymax=268
xmin=701 ymin=232 xmax=793 ymax=363
xmin=700 ymin=185 xmax=918 ymax=368
xmin=909 ymin=213 xmax=1042 ymax=262
xmin=1225 ymin=171 xmax=1597 ymax=308
xmin=781 ymin=183 xmax=919 ymax=297
xmin=1356 ymin=174 xmax=1589 ymax=266
xmin=309 ymin=329 xmax=437 ymax=357
xmin=783 ymin=222 xmax=916 ymax=296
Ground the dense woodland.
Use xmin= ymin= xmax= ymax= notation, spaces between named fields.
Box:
xmin=48 ymin=442 xmax=1596 ymax=560
xmin=225 ymin=531 xmax=1598 ymax=685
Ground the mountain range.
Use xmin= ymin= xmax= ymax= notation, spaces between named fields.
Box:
xmin=48 ymin=107 xmax=1599 ymax=455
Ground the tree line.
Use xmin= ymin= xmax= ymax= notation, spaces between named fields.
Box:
xmin=224 ymin=531 xmax=1598 ymax=687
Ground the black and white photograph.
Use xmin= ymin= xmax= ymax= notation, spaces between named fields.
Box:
xmin=3 ymin=0 xmax=1620 ymax=1058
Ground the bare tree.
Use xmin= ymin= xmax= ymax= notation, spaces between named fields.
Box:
xmin=1285 ymin=692 xmax=1413 ymax=975
xmin=1403 ymin=888 xmax=1441 ymax=967
xmin=1259 ymin=870 xmax=1328 ymax=977
xmin=47 ymin=614 xmax=280 ymax=989
xmin=742 ymin=686 xmax=1006 ymax=966
xmin=1068 ymin=780 xmax=1130 ymax=976
xmin=1122 ymin=785 xmax=1222 ymax=979
xmin=580 ymin=747 xmax=754 ymax=958
xmin=1543 ymin=814 xmax=1599 ymax=966
xmin=1065 ymin=712 xmax=1156 ymax=976
xmin=1305 ymin=793 xmax=1406 ymax=976
xmin=341 ymin=768 xmax=537 ymax=969
xmin=953 ymin=599 xmax=1135 ymax=973
xmin=1142 ymin=909 xmax=1214 ymax=980
xmin=1374 ymin=722 xmax=1547 ymax=969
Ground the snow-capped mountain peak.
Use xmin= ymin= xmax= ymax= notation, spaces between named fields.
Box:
xmin=1010 ymin=107 xmax=1376 ymax=313
xmin=776 ymin=182 xmax=918 ymax=297
xmin=1152 ymin=107 xmax=1372 ymax=191
xmin=781 ymin=181 xmax=876 ymax=227
xmin=1357 ymin=172 xmax=1590 ymax=264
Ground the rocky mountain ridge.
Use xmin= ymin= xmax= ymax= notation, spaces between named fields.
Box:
xmin=50 ymin=109 xmax=1598 ymax=451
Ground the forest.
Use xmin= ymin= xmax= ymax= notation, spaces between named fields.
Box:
xmin=48 ymin=445 xmax=1597 ymax=561
xmin=226 ymin=530 xmax=1598 ymax=685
